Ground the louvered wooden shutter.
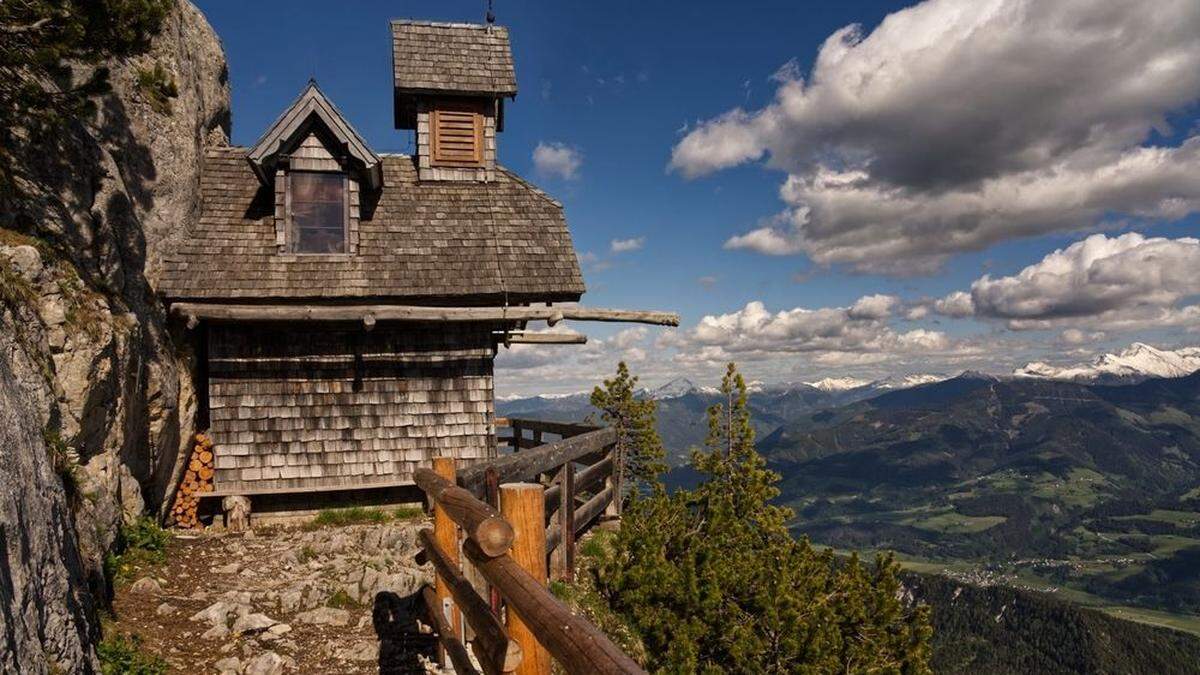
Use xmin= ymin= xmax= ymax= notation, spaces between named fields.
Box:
xmin=431 ymin=103 xmax=484 ymax=167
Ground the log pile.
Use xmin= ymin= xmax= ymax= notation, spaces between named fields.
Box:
xmin=170 ymin=433 xmax=215 ymax=528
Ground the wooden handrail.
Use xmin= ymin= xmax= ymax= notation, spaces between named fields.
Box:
xmin=545 ymin=453 xmax=612 ymax=513
xmin=546 ymin=485 xmax=613 ymax=554
xmin=500 ymin=417 xmax=600 ymax=438
xmin=419 ymin=530 xmax=523 ymax=673
xmin=415 ymin=468 xmax=514 ymax=557
xmin=463 ymin=538 xmax=646 ymax=674
xmin=460 ymin=427 xmax=617 ymax=497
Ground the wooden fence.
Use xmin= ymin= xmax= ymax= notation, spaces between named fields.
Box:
xmin=415 ymin=418 xmax=641 ymax=674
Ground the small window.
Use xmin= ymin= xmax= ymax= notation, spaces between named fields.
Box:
xmin=288 ymin=171 xmax=346 ymax=254
xmin=431 ymin=102 xmax=484 ymax=167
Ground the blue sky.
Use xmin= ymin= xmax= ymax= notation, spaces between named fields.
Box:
xmin=195 ymin=0 xmax=1200 ymax=395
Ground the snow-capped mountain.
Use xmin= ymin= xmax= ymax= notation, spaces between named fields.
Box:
xmin=1014 ymin=343 xmax=1200 ymax=384
xmin=866 ymin=374 xmax=948 ymax=390
xmin=644 ymin=377 xmax=720 ymax=399
xmin=805 ymin=377 xmax=872 ymax=392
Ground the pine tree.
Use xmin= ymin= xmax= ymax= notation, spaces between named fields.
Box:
xmin=590 ymin=361 xmax=667 ymax=491
xmin=593 ymin=363 xmax=932 ymax=673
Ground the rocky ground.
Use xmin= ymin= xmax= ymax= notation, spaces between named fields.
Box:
xmin=107 ymin=518 xmax=450 ymax=674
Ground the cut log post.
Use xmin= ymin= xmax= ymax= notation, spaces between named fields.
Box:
xmin=419 ymin=530 xmax=523 ymax=673
xmin=222 ymin=495 xmax=251 ymax=532
xmin=415 ymin=468 xmax=514 ymax=557
xmin=421 ymin=584 xmax=481 ymax=675
xmin=432 ymin=457 xmax=463 ymax=667
xmin=463 ymin=537 xmax=646 ymax=675
xmin=500 ymin=484 xmax=552 ymax=675
xmin=549 ymin=463 xmax=576 ymax=582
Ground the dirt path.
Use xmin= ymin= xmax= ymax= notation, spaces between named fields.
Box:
xmin=108 ymin=519 xmax=449 ymax=674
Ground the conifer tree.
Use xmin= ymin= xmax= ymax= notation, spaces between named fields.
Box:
xmin=593 ymin=363 xmax=932 ymax=673
xmin=590 ymin=361 xmax=667 ymax=491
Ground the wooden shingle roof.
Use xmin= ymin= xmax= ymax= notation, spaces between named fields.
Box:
xmin=158 ymin=147 xmax=585 ymax=302
xmin=390 ymin=20 xmax=518 ymax=97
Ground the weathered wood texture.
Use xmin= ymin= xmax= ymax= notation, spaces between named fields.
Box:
xmin=431 ymin=458 xmax=463 ymax=665
xmin=500 ymin=484 xmax=551 ymax=675
xmin=545 ymin=485 xmax=613 ymax=554
xmin=419 ymin=529 xmax=522 ymax=673
xmin=415 ymin=468 xmax=513 ymax=557
xmin=544 ymin=454 xmax=611 ymax=513
xmin=421 ymin=584 xmax=480 ymax=675
xmin=207 ymin=323 xmax=496 ymax=492
xmin=459 ymin=427 xmax=616 ymax=497
xmin=550 ymin=463 xmax=575 ymax=581
xmin=172 ymin=303 xmax=679 ymax=327
xmin=464 ymin=538 xmax=646 ymax=675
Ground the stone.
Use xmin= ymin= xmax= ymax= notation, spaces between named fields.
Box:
xmin=279 ymin=588 xmax=304 ymax=614
xmin=1 ymin=245 xmax=43 ymax=279
xmin=213 ymin=656 xmax=241 ymax=675
xmin=190 ymin=600 xmax=236 ymax=627
xmin=130 ymin=576 xmax=163 ymax=595
xmin=244 ymin=652 xmax=285 ymax=675
xmin=341 ymin=641 xmax=378 ymax=662
xmin=295 ymin=607 xmax=350 ymax=627
xmin=262 ymin=623 xmax=292 ymax=641
xmin=232 ymin=612 xmax=277 ymax=634
xmin=214 ymin=562 xmax=241 ymax=574
xmin=155 ymin=602 xmax=177 ymax=616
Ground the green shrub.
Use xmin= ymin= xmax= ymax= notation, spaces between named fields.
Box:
xmin=42 ymin=428 xmax=82 ymax=507
xmin=306 ymin=505 xmax=425 ymax=529
xmin=326 ymin=589 xmax=359 ymax=609
xmin=97 ymin=633 xmax=168 ymax=675
xmin=393 ymin=505 xmax=425 ymax=521
xmin=135 ymin=62 xmax=178 ymax=115
xmin=105 ymin=517 xmax=169 ymax=584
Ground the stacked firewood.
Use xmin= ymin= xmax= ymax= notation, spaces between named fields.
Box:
xmin=170 ymin=433 xmax=215 ymax=529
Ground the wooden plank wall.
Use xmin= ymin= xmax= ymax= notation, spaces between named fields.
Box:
xmin=206 ymin=322 xmax=496 ymax=493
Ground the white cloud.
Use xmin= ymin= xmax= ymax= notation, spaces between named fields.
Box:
xmin=610 ymin=237 xmax=645 ymax=253
xmin=948 ymin=233 xmax=1200 ymax=331
xmin=532 ymin=142 xmax=582 ymax=180
xmin=671 ymin=0 xmax=1200 ymax=273
xmin=848 ymin=294 xmax=899 ymax=320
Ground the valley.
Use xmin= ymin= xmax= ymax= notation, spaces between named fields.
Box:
xmin=497 ymin=347 xmax=1200 ymax=638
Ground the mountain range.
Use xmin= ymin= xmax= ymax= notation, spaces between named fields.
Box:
xmin=1014 ymin=342 xmax=1200 ymax=384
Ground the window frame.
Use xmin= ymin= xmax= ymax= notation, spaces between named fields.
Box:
xmin=285 ymin=169 xmax=350 ymax=255
xmin=430 ymin=100 xmax=485 ymax=168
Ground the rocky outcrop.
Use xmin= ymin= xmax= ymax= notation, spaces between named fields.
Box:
xmin=0 ymin=0 xmax=229 ymax=669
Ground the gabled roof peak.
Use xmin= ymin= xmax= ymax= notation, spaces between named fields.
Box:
xmin=247 ymin=81 xmax=382 ymax=189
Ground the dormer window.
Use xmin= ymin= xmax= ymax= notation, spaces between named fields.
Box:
xmin=431 ymin=100 xmax=485 ymax=168
xmin=288 ymin=171 xmax=347 ymax=254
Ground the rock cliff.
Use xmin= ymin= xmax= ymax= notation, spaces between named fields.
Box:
xmin=0 ymin=1 xmax=228 ymax=670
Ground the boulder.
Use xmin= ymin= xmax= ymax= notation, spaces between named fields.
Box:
xmin=295 ymin=607 xmax=350 ymax=627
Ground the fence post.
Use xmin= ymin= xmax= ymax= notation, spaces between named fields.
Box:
xmin=432 ymin=457 xmax=462 ymax=666
xmin=511 ymin=421 xmax=522 ymax=452
xmin=500 ymin=483 xmax=552 ymax=675
xmin=550 ymin=463 xmax=576 ymax=581
xmin=604 ymin=442 xmax=623 ymax=519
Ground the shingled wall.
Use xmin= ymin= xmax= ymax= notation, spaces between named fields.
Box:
xmin=207 ymin=322 xmax=497 ymax=493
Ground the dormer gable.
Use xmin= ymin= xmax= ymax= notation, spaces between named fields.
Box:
xmin=248 ymin=82 xmax=378 ymax=255
xmin=247 ymin=80 xmax=382 ymax=189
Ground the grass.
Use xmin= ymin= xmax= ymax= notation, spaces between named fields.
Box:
xmin=135 ymin=63 xmax=178 ymax=115
xmin=326 ymin=589 xmax=359 ymax=609
xmin=43 ymin=428 xmax=83 ymax=508
xmin=304 ymin=505 xmax=427 ymax=529
xmin=97 ymin=632 xmax=168 ymax=675
xmin=104 ymin=518 xmax=169 ymax=585
xmin=905 ymin=510 xmax=1007 ymax=534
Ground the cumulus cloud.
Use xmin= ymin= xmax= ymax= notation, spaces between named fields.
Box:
xmin=944 ymin=233 xmax=1200 ymax=330
xmin=532 ymin=142 xmax=582 ymax=180
xmin=848 ymin=294 xmax=899 ymax=320
xmin=610 ymin=237 xmax=645 ymax=253
xmin=672 ymin=0 xmax=1200 ymax=273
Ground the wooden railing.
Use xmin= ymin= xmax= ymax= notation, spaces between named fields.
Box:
xmin=415 ymin=419 xmax=641 ymax=674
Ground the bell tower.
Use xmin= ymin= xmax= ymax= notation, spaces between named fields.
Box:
xmin=391 ymin=20 xmax=518 ymax=182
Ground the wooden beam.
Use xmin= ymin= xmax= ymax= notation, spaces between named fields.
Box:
xmin=459 ymin=427 xmax=617 ymax=498
xmin=545 ymin=485 xmax=613 ymax=554
xmin=431 ymin=458 xmax=462 ymax=667
xmin=545 ymin=455 xmax=612 ymax=513
xmin=463 ymin=537 xmax=646 ymax=675
xmin=421 ymin=584 xmax=482 ymax=675
xmin=501 ymin=332 xmax=588 ymax=345
xmin=503 ymin=418 xmax=599 ymax=438
xmin=170 ymin=302 xmax=679 ymax=327
xmin=416 ymin=468 xmax=514 ymax=557
xmin=419 ymin=530 xmax=523 ymax=674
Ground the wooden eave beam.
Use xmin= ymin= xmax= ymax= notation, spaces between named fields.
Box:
xmin=170 ymin=303 xmax=679 ymax=328
xmin=499 ymin=332 xmax=588 ymax=345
